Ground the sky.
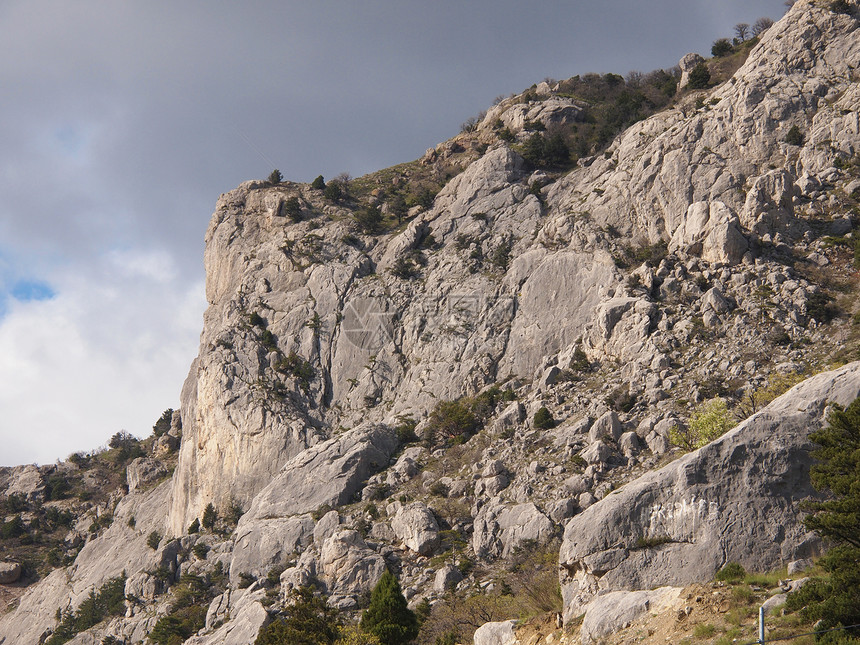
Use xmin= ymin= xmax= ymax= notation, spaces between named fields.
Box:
xmin=0 ymin=0 xmax=790 ymax=466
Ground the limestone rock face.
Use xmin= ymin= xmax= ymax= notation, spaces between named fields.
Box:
xmin=126 ymin=457 xmax=169 ymax=493
xmin=229 ymin=515 xmax=314 ymax=584
xmin=473 ymin=620 xmax=518 ymax=645
xmin=0 ymin=562 xmax=22 ymax=584
xmin=559 ymin=362 xmax=860 ymax=621
xmin=390 ymin=502 xmax=440 ymax=555
xmin=580 ymin=588 xmax=682 ymax=644
xmin=669 ymin=201 xmax=748 ymax=265
xmin=319 ymin=530 xmax=386 ymax=598
xmin=545 ymin=2 xmax=860 ymax=244
xmin=239 ymin=424 xmax=397 ymax=523
xmin=678 ymin=53 xmax=705 ymax=89
xmin=473 ymin=502 xmax=554 ymax=559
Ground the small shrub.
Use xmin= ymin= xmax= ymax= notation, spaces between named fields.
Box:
xmin=424 ymin=399 xmax=480 ymax=448
xmin=731 ymin=585 xmax=755 ymax=605
xmin=711 ymin=38 xmax=734 ymax=57
xmin=429 ymin=482 xmax=450 ymax=498
xmin=152 ymin=408 xmax=173 ymax=437
xmin=267 ymin=169 xmax=283 ymax=184
xmin=355 ymin=205 xmax=383 ymax=234
xmin=267 ymin=564 xmax=287 ymax=586
xmin=324 ymin=181 xmax=343 ymax=202
xmin=490 ymin=238 xmax=513 ymax=272
xmin=806 ymin=291 xmax=839 ymax=324
xmin=693 ymin=623 xmax=717 ymax=638
xmin=715 ymin=562 xmax=747 ymax=583
xmin=283 ymin=196 xmax=302 ymax=222
xmin=238 ymin=572 xmax=255 ymax=589
xmin=533 ymin=407 xmax=556 ymax=430
xmin=311 ymin=175 xmax=326 ymax=190
xmin=669 ymin=398 xmax=734 ymax=451
xmin=394 ymin=416 xmax=418 ymax=444
xmin=784 ymin=125 xmax=805 ymax=146
xmin=687 ymin=62 xmax=711 ymax=89
xmin=192 ymin=543 xmax=209 ymax=559
xmin=187 ymin=518 xmax=200 ymax=534
xmin=147 ymin=530 xmax=162 ymax=550
xmin=202 ymin=503 xmax=217 ymax=530
xmin=830 ymin=0 xmax=853 ymax=14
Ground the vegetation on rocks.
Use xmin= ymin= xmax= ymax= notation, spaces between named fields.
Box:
xmin=785 ymin=396 xmax=860 ymax=642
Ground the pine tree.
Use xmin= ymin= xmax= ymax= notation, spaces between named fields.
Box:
xmin=360 ymin=570 xmax=419 ymax=645
xmin=202 ymin=503 xmax=217 ymax=530
xmin=785 ymin=396 xmax=860 ymax=640
xmin=255 ymin=587 xmax=340 ymax=645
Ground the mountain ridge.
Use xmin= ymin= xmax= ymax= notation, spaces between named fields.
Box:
xmin=2 ymin=1 xmax=860 ymax=643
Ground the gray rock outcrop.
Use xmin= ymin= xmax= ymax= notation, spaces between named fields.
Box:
xmin=559 ymin=362 xmax=860 ymax=621
xmin=390 ymin=502 xmax=440 ymax=555
xmin=472 ymin=619 xmax=518 ymax=645
xmin=0 ymin=562 xmax=22 ymax=584
xmin=580 ymin=587 xmax=682 ymax=644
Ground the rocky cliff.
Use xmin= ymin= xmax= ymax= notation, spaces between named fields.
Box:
xmin=2 ymin=1 xmax=860 ymax=643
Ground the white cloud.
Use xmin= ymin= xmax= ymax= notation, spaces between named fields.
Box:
xmin=0 ymin=261 xmax=204 ymax=465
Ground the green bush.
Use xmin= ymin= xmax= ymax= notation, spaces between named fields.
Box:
xmin=267 ymin=169 xmax=283 ymax=184
xmin=354 ymin=206 xmax=383 ymax=234
xmin=1 ymin=514 xmax=25 ymax=540
xmin=784 ymin=125 xmax=804 ymax=146
xmin=187 ymin=518 xmax=200 ymax=534
xmin=360 ymin=570 xmax=419 ymax=645
xmin=687 ymin=62 xmax=711 ymax=89
xmin=311 ymin=175 xmax=326 ymax=190
xmin=202 ymin=503 xmax=217 ymax=530
xmin=533 ymin=407 xmax=556 ymax=430
xmin=283 ymin=196 xmax=303 ymax=222
xmin=711 ymin=38 xmax=734 ymax=57
xmin=152 ymin=408 xmax=173 ymax=437
xmin=424 ymin=399 xmax=480 ymax=447
xmin=256 ymin=587 xmax=340 ymax=645
xmin=715 ymin=562 xmax=746 ymax=583
xmin=669 ymin=398 xmax=734 ymax=451
xmin=324 ymin=181 xmax=344 ymax=202
xmin=45 ymin=575 xmax=127 ymax=645
xmin=147 ymin=530 xmax=162 ymax=550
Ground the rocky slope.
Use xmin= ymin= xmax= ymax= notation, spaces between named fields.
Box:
xmin=2 ymin=1 xmax=860 ymax=644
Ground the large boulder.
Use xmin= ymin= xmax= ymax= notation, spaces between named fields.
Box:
xmin=229 ymin=515 xmax=314 ymax=584
xmin=390 ymin=502 xmax=440 ymax=555
xmin=319 ymin=530 xmax=387 ymax=598
xmin=473 ymin=502 xmax=554 ymax=559
xmin=580 ymin=588 xmax=682 ymax=644
xmin=0 ymin=561 xmax=22 ymax=584
xmin=473 ymin=620 xmax=518 ymax=645
xmin=240 ymin=425 xmax=398 ymax=522
xmin=559 ymin=362 xmax=860 ymax=622
xmin=669 ymin=201 xmax=748 ymax=266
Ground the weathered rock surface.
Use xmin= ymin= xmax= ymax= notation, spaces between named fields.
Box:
xmin=559 ymin=362 xmax=860 ymax=621
xmin=229 ymin=515 xmax=314 ymax=584
xmin=0 ymin=562 xmax=22 ymax=585
xmin=580 ymin=587 xmax=682 ymax=644
xmin=319 ymin=530 xmax=386 ymax=598
xmin=472 ymin=619 xmax=518 ymax=645
xmin=240 ymin=425 xmax=398 ymax=522
xmin=390 ymin=502 xmax=440 ymax=555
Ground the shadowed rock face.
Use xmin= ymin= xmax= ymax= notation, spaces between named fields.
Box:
xmin=559 ymin=362 xmax=860 ymax=622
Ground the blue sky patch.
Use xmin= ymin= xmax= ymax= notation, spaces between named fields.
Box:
xmin=11 ymin=280 xmax=55 ymax=302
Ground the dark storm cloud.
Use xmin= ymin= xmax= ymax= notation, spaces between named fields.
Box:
xmin=0 ymin=0 xmax=788 ymax=464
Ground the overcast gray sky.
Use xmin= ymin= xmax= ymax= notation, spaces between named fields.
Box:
xmin=0 ymin=0 xmax=788 ymax=466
